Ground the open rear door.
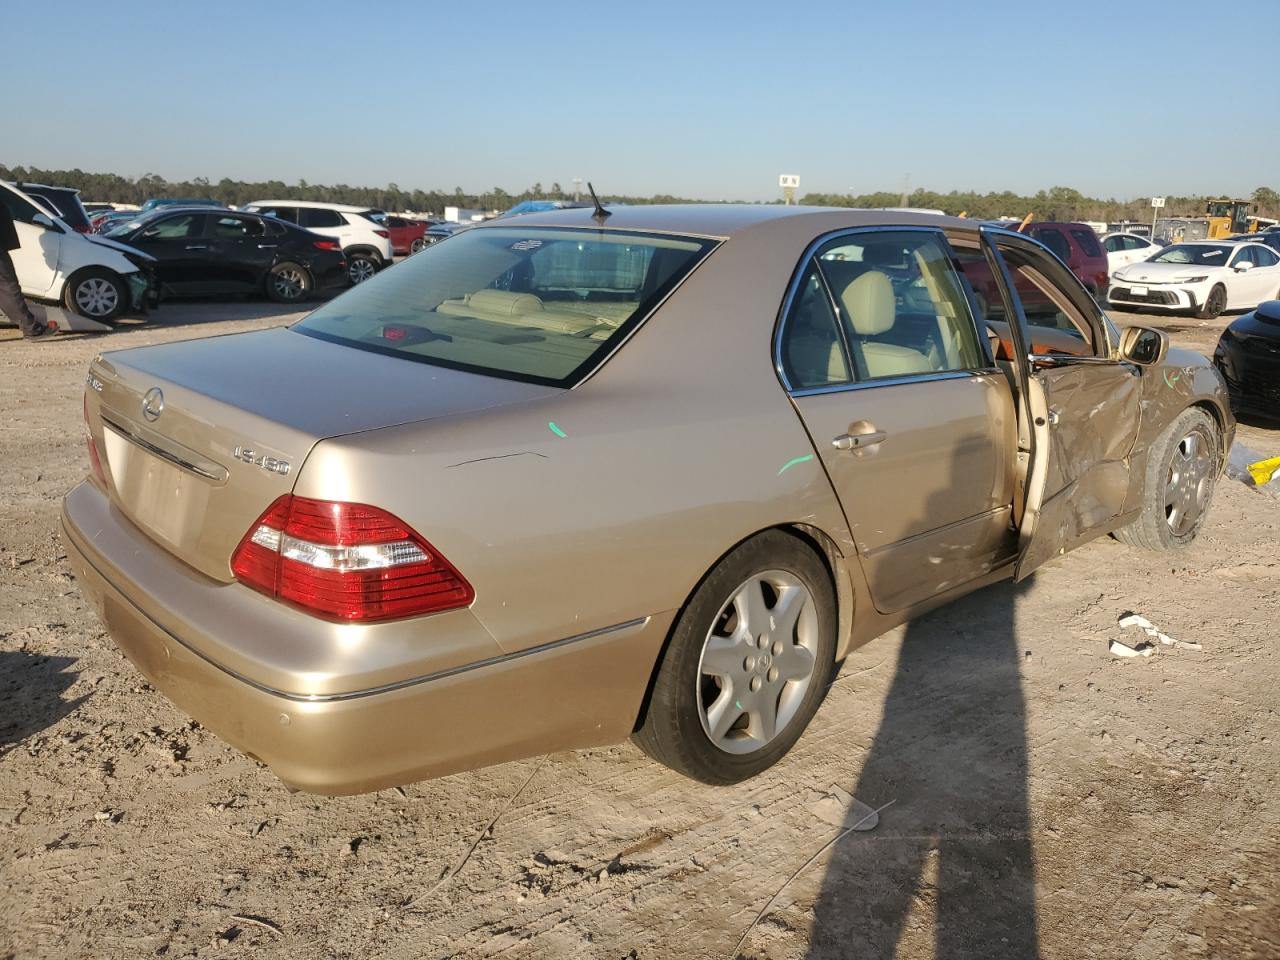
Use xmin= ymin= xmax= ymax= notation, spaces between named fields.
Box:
xmin=978 ymin=227 xmax=1066 ymax=582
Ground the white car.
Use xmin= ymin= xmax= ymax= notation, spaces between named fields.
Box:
xmin=1 ymin=181 xmax=155 ymax=331
xmin=1101 ymin=232 xmax=1162 ymax=273
xmin=1108 ymin=241 xmax=1280 ymax=319
xmin=244 ymin=200 xmax=394 ymax=283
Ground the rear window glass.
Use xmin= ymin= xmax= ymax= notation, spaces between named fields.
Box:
xmin=1069 ymin=228 xmax=1102 ymax=258
xmin=295 ymin=227 xmax=718 ymax=386
xmin=1030 ymin=228 xmax=1071 ymax=262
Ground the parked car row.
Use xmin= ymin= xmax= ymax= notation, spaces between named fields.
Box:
xmin=1108 ymin=240 xmax=1280 ymax=319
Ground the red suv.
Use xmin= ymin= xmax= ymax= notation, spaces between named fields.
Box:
xmin=1022 ymin=221 xmax=1109 ymax=299
xmin=384 ymin=216 xmax=431 ymax=256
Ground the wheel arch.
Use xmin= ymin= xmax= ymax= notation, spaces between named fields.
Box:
xmin=629 ymin=521 xmax=854 ymax=733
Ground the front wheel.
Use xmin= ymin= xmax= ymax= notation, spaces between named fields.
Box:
xmin=633 ymin=530 xmax=836 ymax=784
xmin=63 ymin=268 xmax=127 ymax=324
xmin=1197 ymin=284 xmax=1226 ymax=320
xmin=409 ymin=237 xmax=426 ymax=254
xmin=1113 ymin=407 xmax=1220 ymax=550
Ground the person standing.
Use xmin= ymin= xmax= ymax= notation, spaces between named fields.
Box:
xmin=0 ymin=202 xmax=57 ymax=339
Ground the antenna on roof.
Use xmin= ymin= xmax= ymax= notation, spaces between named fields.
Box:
xmin=587 ymin=182 xmax=611 ymax=224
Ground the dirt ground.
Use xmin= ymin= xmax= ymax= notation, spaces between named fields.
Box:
xmin=1 ymin=300 xmax=1277 ymax=960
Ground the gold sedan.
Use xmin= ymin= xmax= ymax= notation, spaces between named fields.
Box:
xmin=63 ymin=206 xmax=1233 ymax=793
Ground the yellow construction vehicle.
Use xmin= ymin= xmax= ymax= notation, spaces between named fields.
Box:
xmin=1203 ymin=198 xmax=1258 ymax=237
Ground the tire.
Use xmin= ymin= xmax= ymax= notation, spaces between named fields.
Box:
xmin=1197 ymin=284 xmax=1226 ymax=320
xmin=633 ymin=530 xmax=837 ymax=784
xmin=1113 ymin=407 xmax=1220 ymax=551
xmin=409 ymin=237 xmax=426 ymax=254
xmin=265 ymin=262 xmax=312 ymax=303
xmin=63 ymin=268 xmax=126 ymax=324
xmin=346 ymin=252 xmax=380 ymax=284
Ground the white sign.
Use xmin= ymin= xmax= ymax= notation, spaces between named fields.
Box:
xmin=1150 ymin=196 xmax=1166 ymax=208
xmin=779 ymin=174 xmax=800 ymax=189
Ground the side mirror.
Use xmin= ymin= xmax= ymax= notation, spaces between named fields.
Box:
xmin=1119 ymin=325 xmax=1168 ymax=366
xmin=31 ymin=213 xmax=61 ymax=232
xmin=1234 ymin=260 xmax=1253 ymax=272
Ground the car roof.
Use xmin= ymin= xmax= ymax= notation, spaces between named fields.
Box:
xmin=468 ymin=203 xmax=973 ymax=240
xmin=248 ymin=199 xmax=375 ymax=213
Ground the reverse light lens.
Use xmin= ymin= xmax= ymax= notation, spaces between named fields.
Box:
xmin=231 ymin=495 xmax=473 ymax=622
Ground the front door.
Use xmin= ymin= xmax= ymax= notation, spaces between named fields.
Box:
xmin=1 ymin=187 xmax=61 ymax=297
xmin=133 ymin=213 xmax=214 ymax=294
xmin=780 ymin=228 xmax=1019 ymax=614
xmin=979 ymin=228 xmax=1143 ymax=580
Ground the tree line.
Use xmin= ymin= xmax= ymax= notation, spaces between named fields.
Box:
xmin=2 ymin=163 xmax=1276 ymax=222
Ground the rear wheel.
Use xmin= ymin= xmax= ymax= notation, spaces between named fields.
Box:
xmin=63 ymin=268 xmax=126 ymax=324
xmin=410 ymin=237 xmax=426 ymax=254
xmin=1197 ymin=284 xmax=1226 ymax=320
xmin=633 ymin=530 xmax=836 ymax=784
xmin=346 ymin=252 xmax=380 ymax=284
xmin=265 ymin=262 xmax=312 ymax=303
xmin=1114 ymin=407 xmax=1220 ymax=550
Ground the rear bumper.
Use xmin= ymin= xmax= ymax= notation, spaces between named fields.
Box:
xmin=62 ymin=481 xmax=670 ymax=794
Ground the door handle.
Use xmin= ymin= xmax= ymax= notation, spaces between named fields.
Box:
xmin=184 ymin=244 xmax=208 ymax=250
xmin=832 ymin=430 xmax=887 ymax=451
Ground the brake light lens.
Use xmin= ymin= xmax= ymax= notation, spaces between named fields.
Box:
xmin=313 ymin=239 xmax=341 ymax=251
xmin=373 ymin=229 xmax=390 ymax=238
xmin=83 ymin=394 xmax=107 ymax=488
xmin=230 ymin=495 xmax=473 ymax=622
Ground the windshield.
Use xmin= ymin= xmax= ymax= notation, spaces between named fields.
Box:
xmin=1150 ymin=244 xmax=1233 ymax=266
xmin=295 ymin=226 xmax=718 ymax=386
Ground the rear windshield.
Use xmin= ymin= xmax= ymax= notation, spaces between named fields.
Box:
xmin=1151 ymin=244 xmax=1233 ymax=265
xmin=294 ymin=226 xmax=718 ymax=386
xmin=1069 ymin=228 xmax=1102 ymax=258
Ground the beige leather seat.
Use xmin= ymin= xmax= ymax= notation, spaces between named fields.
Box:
xmin=840 ymin=272 xmax=932 ymax=378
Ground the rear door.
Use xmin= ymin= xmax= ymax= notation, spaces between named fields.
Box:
xmin=208 ymin=213 xmax=276 ymax=291
xmin=979 ymin=227 xmax=1142 ymax=580
xmin=780 ymin=227 xmax=1019 ymax=614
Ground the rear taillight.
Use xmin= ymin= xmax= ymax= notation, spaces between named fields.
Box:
xmin=73 ymin=224 xmax=90 ymax=234
xmin=230 ymin=495 xmax=473 ymax=622
xmin=84 ymin=394 xmax=107 ymax=488
xmin=373 ymin=229 xmax=390 ymax=238
xmin=313 ymin=239 xmax=341 ymax=251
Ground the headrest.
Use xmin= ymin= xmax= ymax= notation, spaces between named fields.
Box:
xmin=466 ymin=290 xmax=544 ymax=316
xmin=861 ymin=243 xmax=905 ymax=268
xmin=841 ymin=272 xmax=895 ymax=336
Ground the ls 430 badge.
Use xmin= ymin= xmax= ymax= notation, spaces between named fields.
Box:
xmin=233 ymin=446 xmax=291 ymax=476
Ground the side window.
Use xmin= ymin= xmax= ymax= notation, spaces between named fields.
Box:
xmin=1255 ymin=247 xmax=1279 ymax=267
xmin=211 ymin=216 xmax=264 ymax=239
xmin=813 ymin=231 xmax=984 ymax=380
xmin=1031 ymin=228 xmax=1071 ymax=262
xmin=1103 ymin=235 xmax=1123 ymax=253
xmin=780 ymin=260 xmax=853 ymax=389
xmin=299 ymin=208 xmax=343 ymax=228
xmin=146 ymin=214 xmax=202 ymax=239
xmin=1 ymin=188 xmax=42 ymax=224
xmin=1229 ymin=246 xmax=1252 ymax=267
xmin=1069 ymin=228 xmax=1102 ymax=259
xmin=263 ymin=207 xmax=299 ymax=224
xmin=996 ymin=242 xmax=1103 ymax=357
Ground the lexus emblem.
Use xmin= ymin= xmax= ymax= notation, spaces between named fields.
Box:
xmin=141 ymin=387 xmax=164 ymax=422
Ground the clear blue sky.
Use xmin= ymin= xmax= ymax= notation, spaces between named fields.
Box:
xmin=6 ymin=0 xmax=1276 ymax=201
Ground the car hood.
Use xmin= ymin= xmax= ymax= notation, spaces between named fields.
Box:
xmin=85 ymin=234 xmax=155 ymax=262
xmin=1117 ymin=260 xmax=1222 ymax=281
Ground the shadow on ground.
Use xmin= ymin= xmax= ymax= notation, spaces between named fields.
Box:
xmin=0 ymin=650 xmax=87 ymax=755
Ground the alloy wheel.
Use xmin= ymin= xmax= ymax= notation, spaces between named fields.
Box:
xmin=75 ymin=278 xmax=119 ymax=317
xmin=349 ymin=258 xmax=377 ymax=284
xmin=1165 ymin=424 xmax=1215 ymax=536
xmin=696 ymin=571 xmax=819 ymax=754
xmin=273 ymin=268 xmax=306 ymax=300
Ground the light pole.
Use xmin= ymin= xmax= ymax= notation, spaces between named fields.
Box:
xmin=572 ymin=178 xmax=583 ymax=202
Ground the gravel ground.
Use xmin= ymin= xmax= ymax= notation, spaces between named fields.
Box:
xmin=1 ymin=299 xmax=1277 ymax=959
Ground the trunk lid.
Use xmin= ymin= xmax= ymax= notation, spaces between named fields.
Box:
xmin=88 ymin=327 xmax=558 ymax=581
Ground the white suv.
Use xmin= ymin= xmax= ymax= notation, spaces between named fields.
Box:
xmin=1 ymin=181 xmax=155 ymax=331
xmin=244 ymin=200 xmax=394 ymax=283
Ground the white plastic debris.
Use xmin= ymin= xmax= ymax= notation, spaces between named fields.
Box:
xmin=1118 ymin=613 xmax=1202 ymax=651
xmin=1110 ymin=639 xmax=1155 ymax=658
